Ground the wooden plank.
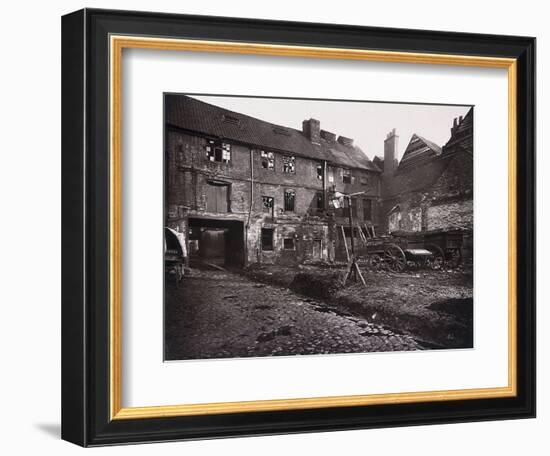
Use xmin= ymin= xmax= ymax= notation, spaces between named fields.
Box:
xmin=340 ymin=225 xmax=350 ymax=262
xmin=363 ymin=223 xmax=372 ymax=239
xmin=354 ymin=262 xmax=367 ymax=286
xmin=357 ymin=224 xmax=367 ymax=244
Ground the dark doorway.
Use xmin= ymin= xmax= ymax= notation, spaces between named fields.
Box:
xmin=189 ymin=218 xmax=245 ymax=268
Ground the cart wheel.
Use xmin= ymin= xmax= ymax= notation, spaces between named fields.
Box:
xmin=447 ymin=248 xmax=462 ymax=268
xmin=384 ymin=244 xmax=406 ymax=272
xmin=369 ymin=253 xmax=384 ymax=271
xmin=426 ymin=243 xmax=445 ymax=270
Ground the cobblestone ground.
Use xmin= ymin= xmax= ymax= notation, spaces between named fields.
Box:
xmin=165 ymin=270 xmax=422 ymax=360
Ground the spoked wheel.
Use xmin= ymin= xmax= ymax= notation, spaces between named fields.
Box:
xmin=446 ymin=248 xmax=462 ymax=269
xmin=369 ymin=253 xmax=384 ymax=271
xmin=426 ymin=243 xmax=445 ymax=270
xmin=384 ymin=244 xmax=406 ymax=272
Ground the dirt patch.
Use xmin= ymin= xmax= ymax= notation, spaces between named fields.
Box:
xmin=290 ymin=272 xmax=345 ymax=299
xmin=428 ymin=298 xmax=473 ymax=323
xmin=243 ymin=264 xmax=473 ymax=350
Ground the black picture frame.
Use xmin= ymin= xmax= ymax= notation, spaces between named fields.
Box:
xmin=62 ymin=8 xmax=535 ymax=447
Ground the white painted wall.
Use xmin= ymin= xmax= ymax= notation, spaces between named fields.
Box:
xmin=0 ymin=1 xmax=545 ymax=454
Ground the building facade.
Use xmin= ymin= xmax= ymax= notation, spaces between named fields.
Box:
xmin=165 ymin=95 xmax=381 ymax=267
xmin=376 ymin=109 xmax=474 ymax=260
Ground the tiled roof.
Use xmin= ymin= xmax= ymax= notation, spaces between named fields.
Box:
xmin=397 ymin=134 xmax=442 ymax=171
xmin=165 ymin=95 xmax=380 ymax=172
xmin=384 ymin=109 xmax=473 ymax=197
xmin=384 ymin=155 xmax=451 ymax=196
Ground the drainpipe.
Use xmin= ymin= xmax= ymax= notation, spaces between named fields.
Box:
xmin=323 ymin=161 xmax=328 ymax=209
xmin=245 ymin=149 xmax=254 ymax=264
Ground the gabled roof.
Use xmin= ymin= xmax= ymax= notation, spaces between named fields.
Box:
xmin=165 ymin=95 xmax=380 ymax=172
xmin=397 ymin=134 xmax=442 ymax=171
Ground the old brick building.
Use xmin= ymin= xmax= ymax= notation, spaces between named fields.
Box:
xmin=165 ymin=95 xmax=381 ymax=267
xmin=376 ymin=108 xmax=474 ymax=260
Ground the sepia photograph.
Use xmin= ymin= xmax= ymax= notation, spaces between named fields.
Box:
xmin=163 ymin=94 xmax=474 ymax=361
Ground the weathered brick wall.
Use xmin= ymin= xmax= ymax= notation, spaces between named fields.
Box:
xmin=167 ymin=128 xmax=378 ymax=266
xmin=426 ymin=200 xmax=473 ymax=231
xmin=251 ymin=220 xmax=329 ymax=265
xmin=378 ymin=149 xmax=473 ymax=234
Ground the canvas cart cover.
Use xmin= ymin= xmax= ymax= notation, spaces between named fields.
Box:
xmin=164 ymin=227 xmax=187 ymax=257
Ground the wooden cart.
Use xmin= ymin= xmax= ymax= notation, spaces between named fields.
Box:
xmin=357 ymin=228 xmax=465 ymax=272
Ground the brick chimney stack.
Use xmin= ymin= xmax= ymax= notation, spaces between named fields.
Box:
xmin=384 ymin=128 xmax=399 ymax=174
xmin=450 ymin=116 xmax=463 ymax=137
xmin=302 ymin=118 xmax=321 ymax=144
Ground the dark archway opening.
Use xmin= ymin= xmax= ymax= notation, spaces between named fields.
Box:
xmin=188 ymin=218 xmax=245 ymax=268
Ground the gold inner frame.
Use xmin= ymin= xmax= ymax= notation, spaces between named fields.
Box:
xmin=109 ymin=35 xmax=518 ymax=420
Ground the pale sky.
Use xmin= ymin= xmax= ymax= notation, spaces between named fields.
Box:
xmin=191 ymin=95 xmax=472 ymax=161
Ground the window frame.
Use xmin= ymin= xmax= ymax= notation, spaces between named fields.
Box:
xmin=205 ymin=139 xmax=231 ymax=163
xmin=261 ymin=227 xmax=274 ymax=251
xmin=283 ymin=238 xmax=296 ymax=250
xmin=284 ymin=189 xmax=296 ymax=212
xmin=262 ymin=195 xmax=275 ymax=216
xmin=282 ymin=155 xmax=296 ymax=174
xmin=260 ymin=150 xmax=275 ymax=170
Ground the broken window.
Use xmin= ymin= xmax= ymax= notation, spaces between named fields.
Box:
xmin=363 ymin=199 xmax=372 ymax=221
xmin=283 ymin=238 xmax=295 ymax=250
xmin=284 ymin=189 xmax=295 ymax=212
xmin=261 ymin=228 xmax=274 ymax=251
xmin=260 ymin=150 xmax=275 ymax=170
xmin=206 ymin=140 xmax=231 ymax=163
xmin=283 ymin=155 xmax=295 ymax=174
xmin=316 ymin=164 xmax=323 ymax=180
xmin=342 ymin=169 xmax=352 ymax=184
xmin=262 ymin=196 xmax=274 ymax=215
xmin=316 ymin=192 xmax=324 ymax=210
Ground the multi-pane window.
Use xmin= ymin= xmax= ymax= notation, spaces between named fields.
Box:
xmin=283 ymin=238 xmax=295 ymax=250
xmin=316 ymin=164 xmax=323 ymax=180
xmin=363 ymin=199 xmax=372 ymax=221
xmin=260 ymin=151 xmax=275 ymax=170
xmin=206 ymin=140 xmax=231 ymax=163
xmin=261 ymin=228 xmax=274 ymax=251
xmin=262 ymin=196 xmax=274 ymax=215
xmin=342 ymin=169 xmax=352 ymax=184
xmin=283 ymin=155 xmax=296 ymax=174
xmin=316 ymin=192 xmax=324 ymax=210
xmin=284 ymin=189 xmax=295 ymax=212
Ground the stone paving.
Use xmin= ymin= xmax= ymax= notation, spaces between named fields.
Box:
xmin=165 ymin=270 xmax=422 ymax=361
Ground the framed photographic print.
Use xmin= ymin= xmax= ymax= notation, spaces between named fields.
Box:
xmin=61 ymin=8 xmax=536 ymax=447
